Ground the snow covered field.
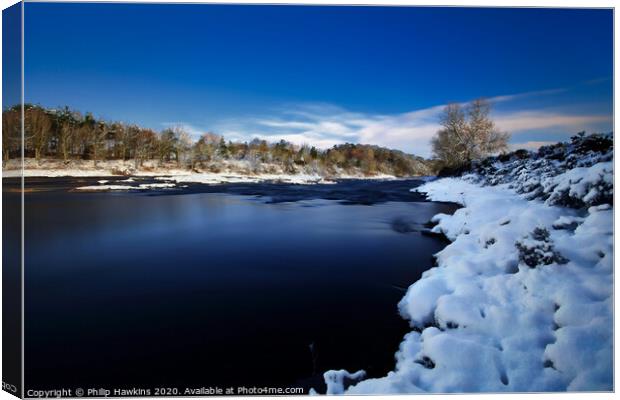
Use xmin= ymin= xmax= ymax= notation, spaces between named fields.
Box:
xmin=323 ymin=134 xmax=613 ymax=393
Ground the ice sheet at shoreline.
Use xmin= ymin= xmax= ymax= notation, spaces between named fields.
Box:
xmin=324 ymin=167 xmax=613 ymax=393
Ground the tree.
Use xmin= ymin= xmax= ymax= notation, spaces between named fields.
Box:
xmin=25 ymin=106 xmax=52 ymax=162
xmin=75 ymin=113 xmax=97 ymax=161
xmin=133 ymin=128 xmax=156 ymax=168
xmin=217 ymin=137 xmax=230 ymax=159
xmin=2 ymin=107 xmax=21 ymax=164
xmin=359 ymin=146 xmax=377 ymax=175
xmin=56 ymin=107 xmax=78 ymax=161
xmin=158 ymin=128 xmax=178 ymax=164
xmin=90 ymin=121 xmax=108 ymax=167
xmin=193 ymin=132 xmax=220 ymax=167
xmin=431 ymin=98 xmax=509 ymax=168
xmin=112 ymin=122 xmax=130 ymax=160
xmin=175 ymin=128 xmax=193 ymax=167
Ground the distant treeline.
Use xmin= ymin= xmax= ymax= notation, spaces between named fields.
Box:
xmin=2 ymin=104 xmax=431 ymax=176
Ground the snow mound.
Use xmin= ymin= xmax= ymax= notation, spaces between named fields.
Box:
xmin=324 ymin=370 xmax=366 ymax=394
xmin=324 ymin=133 xmax=613 ymax=393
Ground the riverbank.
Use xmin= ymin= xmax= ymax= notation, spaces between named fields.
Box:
xmin=323 ymin=133 xmax=613 ymax=393
xmin=2 ymin=158 xmax=403 ymax=185
xmin=2 ymin=158 xmax=406 ymax=180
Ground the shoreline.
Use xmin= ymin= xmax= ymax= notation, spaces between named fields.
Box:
xmin=323 ymin=136 xmax=613 ymax=393
xmin=2 ymin=162 xmax=433 ymax=189
xmin=325 ymin=176 xmax=612 ymax=394
xmin=2 ymin=158 xmax=425 ymax=183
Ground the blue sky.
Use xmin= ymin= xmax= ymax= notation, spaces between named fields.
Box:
xmin=23 ymin=3 xmax=612 ymax=157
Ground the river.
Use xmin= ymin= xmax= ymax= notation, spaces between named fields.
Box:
xmin=4 ymin=177 xmax=457 ymax=394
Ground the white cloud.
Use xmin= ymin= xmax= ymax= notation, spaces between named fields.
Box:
xmin=198 ymin=88 xmax=612 ymax=158
xmin=494 ymin=111 xmax=611 ymax=133
xmin=488 ymin=87 xmax=567 ymax=103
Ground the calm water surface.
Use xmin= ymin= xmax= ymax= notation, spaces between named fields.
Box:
xmin=9 ymin=178 xmax=457 ymax=393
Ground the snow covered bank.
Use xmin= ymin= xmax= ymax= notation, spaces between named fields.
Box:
xmin=5 ymin=159 xmax=405 ymax=187
xmin=2 ymin=158 xmax=189 ymax=178
xmin=3 ymin=158 xmax=399 ymax=183
xmin=324 ymin=133 xmax=613 ymax=393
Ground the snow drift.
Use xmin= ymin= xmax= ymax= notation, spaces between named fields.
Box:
xmin=323 ymin=133 xmax=613 ymax=393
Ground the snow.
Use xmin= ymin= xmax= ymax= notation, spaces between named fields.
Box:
xmin=323 ymin=135 xmax=613 ymax=393
xmin=543 ymin=161 xmax=613 ymax=207
xmin=75 ymin=185 xmax=141 ymax=191
xmin=154 ymin=173 xmax=337 ymax=185
xmin=138 ymin=183 xmax=176 ymax=189
xmin=324 ymin=370 xmax=366 ymax=395
xmin=3 ymin=158 xmax=396 ymax=183
xmin=4 ymin=168 xmax=111 ymax=178
xmin=2 ymin=158 xmax=188 ymax=178
xmin=75 ymin=182 xmax=176 ymax=191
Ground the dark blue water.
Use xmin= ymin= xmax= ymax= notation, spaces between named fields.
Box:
xmin=12 ymin=178 xmax=457 ymax=394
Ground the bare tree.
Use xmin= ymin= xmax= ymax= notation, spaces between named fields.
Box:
xmin=25 ymin=107 xmax=52 ymax=162
xmin=56 ymin=107 xmax=81 ymax=162
xmin=133 ymin=127 xmax=156 ymax=169
xmin=431 ymin=98 xmax=510 ymax=168
xmin=174 ymin=127 xmax=193 ymax=167
xmin=91 ymin=121 xmax=108 ymax=167
xmin=112 ymin=122 xmax=130 ymax=160
xmin=2 ymin=107 xmax=21 ymax=165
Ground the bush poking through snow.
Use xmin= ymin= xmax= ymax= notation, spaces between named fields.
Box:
xmin=515 ymin=227 xmax=568 ymax=268
xmin=415 ymin=356 xmax=436 ymax=369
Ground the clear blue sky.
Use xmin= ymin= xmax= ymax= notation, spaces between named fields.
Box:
xmin=23 ymin=3 xmax=613 ymax=156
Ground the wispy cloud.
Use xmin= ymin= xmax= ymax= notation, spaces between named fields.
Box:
xmin=487 ymin=87 xmax=568 ymax=103
xmin=191 ymin=86 xmax=612 ymax=158
xmin=493 ymin=111 xmax=611 ymax=133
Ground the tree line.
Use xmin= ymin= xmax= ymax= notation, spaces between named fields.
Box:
xmin=2 ymin=104 xmax=431 ymax=176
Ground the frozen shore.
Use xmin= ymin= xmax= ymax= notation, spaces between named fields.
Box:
xmin=323 ymin=133 xmax=613 ymax=393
